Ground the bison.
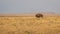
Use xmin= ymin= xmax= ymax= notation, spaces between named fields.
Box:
xmin=35 ymin=13 xmax=43 ymax=18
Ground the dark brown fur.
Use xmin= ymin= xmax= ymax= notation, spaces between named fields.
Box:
xmin=35 ymin=13 xmax=43 ymax=18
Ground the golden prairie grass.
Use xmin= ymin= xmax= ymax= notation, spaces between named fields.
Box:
xmin=0 ymin=14 xmax=60 ymax=34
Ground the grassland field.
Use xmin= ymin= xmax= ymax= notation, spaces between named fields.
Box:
xmin=0 ymin=14 xmax=60 ymax=34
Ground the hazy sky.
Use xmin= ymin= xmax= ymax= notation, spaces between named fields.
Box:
xmin=0 ymin=0 xmax=60 ymax=14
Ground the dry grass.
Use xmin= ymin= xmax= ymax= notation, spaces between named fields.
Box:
xmin=0 ymin=14 xmax=60 ymax=34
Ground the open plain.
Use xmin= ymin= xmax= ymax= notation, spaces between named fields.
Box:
xmin=0 ymin=13 xmax=60 ymax=34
